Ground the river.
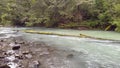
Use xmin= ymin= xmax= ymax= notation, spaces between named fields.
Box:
xmin=0 ymin=27 xmax=120 ymax=68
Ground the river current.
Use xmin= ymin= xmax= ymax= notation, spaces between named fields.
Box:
xmin=0 ymin=27 xmax=120 ymax=68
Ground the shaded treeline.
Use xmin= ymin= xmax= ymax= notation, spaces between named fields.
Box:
xmin=0 ymin=0 xmax=120 ymax=31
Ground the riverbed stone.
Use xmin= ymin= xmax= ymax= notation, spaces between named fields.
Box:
xmin=0 ymin=39 xmax=4 ymax=42
xmin=12 ymin=44 xmax=21 ymax=50
xmin=5 ymin=50 xmax=15 ymax=56
xmin=0 ymin=54 xmax=5 ymax=59
xmin=0 ymin=34 xmax=77 ymax=68
xmin=0 ymin=64 xmax=10 ymax=68
xmin=15 ymin=40 xmax=25 ymax=44
xmin=0 ymin=51 xmax=5 ymax=59
xmin=25 ymin=54 xmax=32 ymax=59
xmin=15 ymin=55 xmax=24 ymax=60
xmin=66 ymin=54 xmax=74 ymax=58
xmin=28 ymin=61 xmax=41 ymax=68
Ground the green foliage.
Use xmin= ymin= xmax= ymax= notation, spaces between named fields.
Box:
xmin=95 ymin=0 xmax=111 ymax=24
xmin=0 ymin=0 xmax=120 ymax=31
xmin=112 ymin=18 xmax=120 ymax=32
xmin=58 ymin=22 xmax=79 ymax=28
xmin=25 ymin=22 xmax=33 ymax=27
xmin=83 ymin=20 xmax=99 ymax=28
xmin=111 ymin=3 xmax=120 ymax=32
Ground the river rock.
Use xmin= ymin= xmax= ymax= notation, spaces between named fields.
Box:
xmin=39 ymin=51 xmax=49 ymax=56
xmin=0 ymin=39 xmax=4 ymax=42
xmin=0 ymin=64 xmax=10 ymax=68
xmin=22 ymin=50 xmax=30 ymax=55
xmin=0 ymin=51 xmax=5 ymax=59
xmin=12 ymin=44 xmax=20 ymax=50
xmin=15 ymin=54 xmax=24 ymax=60
xmin=16 ymin=56 xmax=24 ymax=60
xmin=13 ymin=58 xmax=19 ymax=63
xmin=9 ymin=42 xmax=21 ymax=50
xmin=5 ymin=50 xmax=15 ymax=55
xmin=28 ymin=61 xmax=41 ymax=68
xmin=5 ymin=55 xmax=16 ymax=62
xmin=7 ymin=62 xmax=19 ymax=68
xmin=0 ymin=54 xmax=5 ymax=59
xmin=15 ymin=40 xmax=25 ymax=44
xmin=25 ymin=54 xmax=32 ymax=59
xmin=67 ymin=54 xmax=74 ymax=58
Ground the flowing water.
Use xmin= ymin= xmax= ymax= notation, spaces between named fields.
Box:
xmin=0 ymin=27 xmax=120 ymax=68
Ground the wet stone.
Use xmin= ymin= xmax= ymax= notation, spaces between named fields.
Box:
xmin=28 ymin=61 xmax=41 ymax=68
xmin=15 ymin=55 xmax=24 ymax=60
xmin=5 ymin=50 xmax=15 ymax=55
xmin=12 ymin=44 xmax=20 ymax=50
xmin=15 ymin=53 xmax=22 ymax=57
xmin=13 ymin=59 xmax=19 ymax=63
xmin=67 ymin=54 xmax=74 ymax=58
xmin=0 ymin=39 xmax=4 ymax=42
xmin=9 ymin=42 xmax=15 ymax=46
xmin=39 ymin=51 xmax=49 ymax=56
xmin=0 ymin=51 xmax=5 ymax=59
xmin=0 ymin=55 xmax=5 ymax=59
xmin=18 ymin=64 xmax=24 ymax=68
xmin=22 ymin=51 xmax=30 ymax=55
xmin=5 ymin=55 xmax=16 ymax=62
xmin=25 ymin=54 xmax=32 ymax=59
xmin=0 ymin=64 xmax=10 ymax=68
xmin=15 ymin=41 xmax=25 ymax=44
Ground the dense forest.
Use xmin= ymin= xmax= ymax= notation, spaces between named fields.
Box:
xmin=0 ymin=0 xmax=120 ymax=32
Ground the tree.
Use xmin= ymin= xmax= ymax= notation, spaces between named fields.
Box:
xmin=32 ymin=0 xmax=76 ymax=27
xmin=112 ymin=4 xmax=120 ymax=32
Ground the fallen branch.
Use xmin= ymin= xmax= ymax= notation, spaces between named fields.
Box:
xmin=23 ymin=30 xmax=118 ymax=41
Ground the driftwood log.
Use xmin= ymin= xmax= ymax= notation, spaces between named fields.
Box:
xmin=23 ymin=30 xmax=117 ymax=41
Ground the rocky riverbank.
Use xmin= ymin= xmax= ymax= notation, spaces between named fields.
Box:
xmin=0 ymin=36 xmax=77 ymax=68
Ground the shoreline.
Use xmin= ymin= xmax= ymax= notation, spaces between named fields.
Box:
xmin=23 ymin=29 xmax=120 ymax=41
xmin=0 ymin=36 xmax=77 ymax=68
